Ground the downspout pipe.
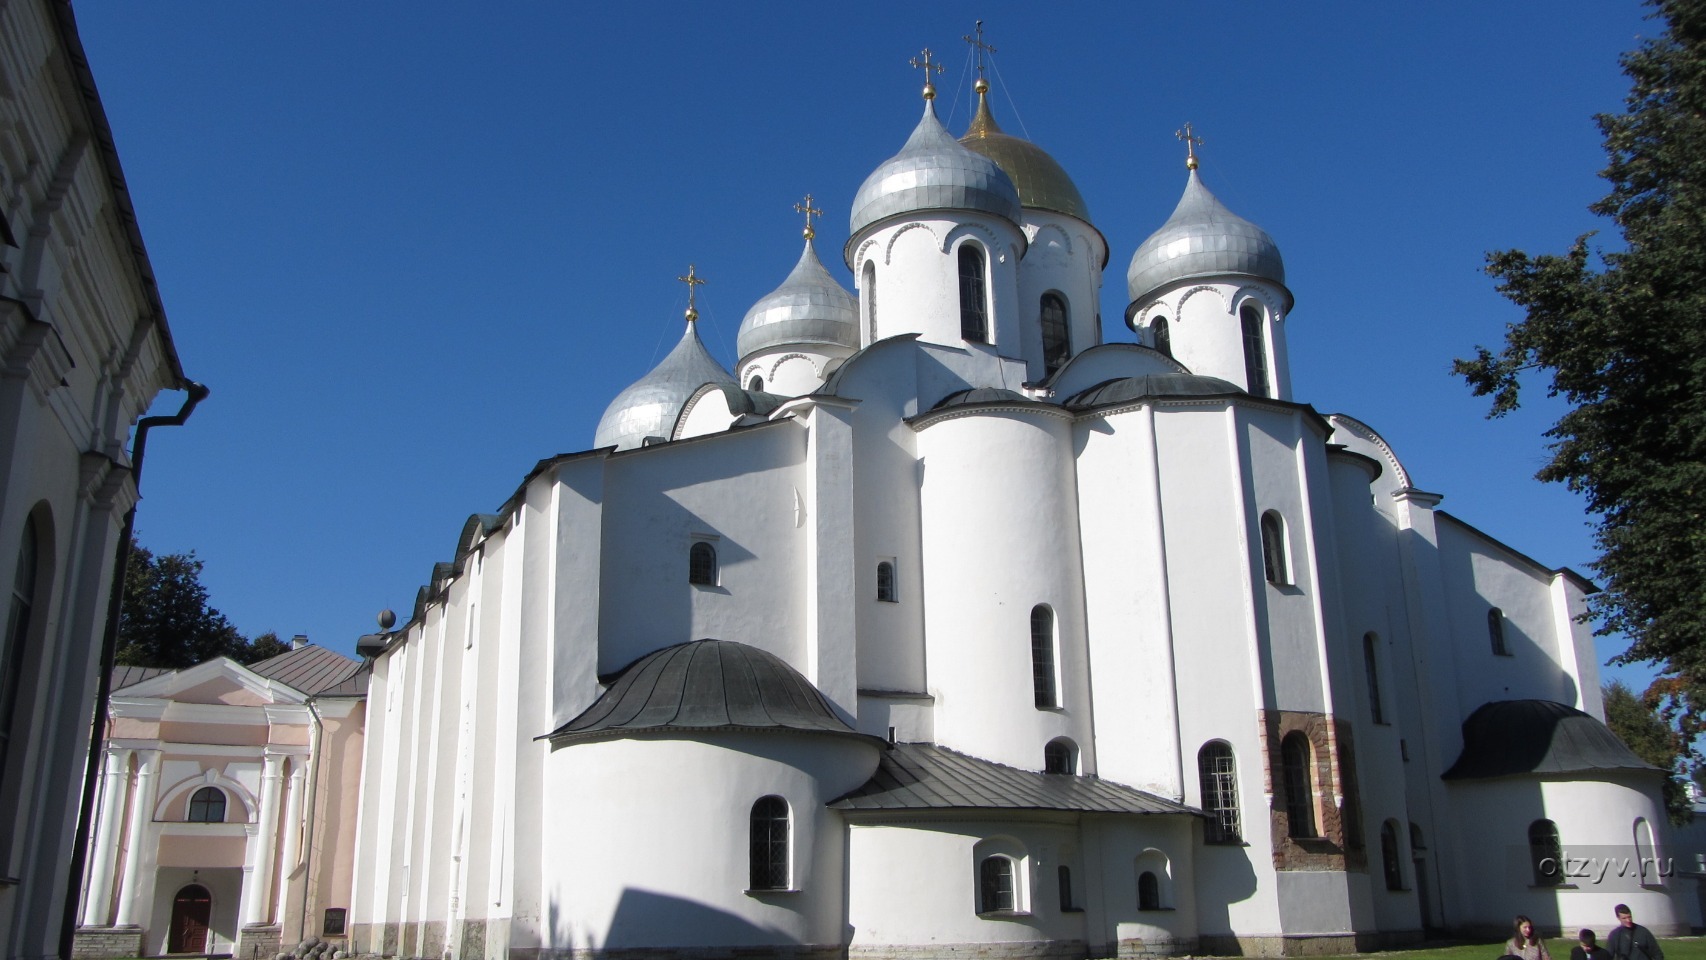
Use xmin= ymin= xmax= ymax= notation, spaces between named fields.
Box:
xmin=297 ymin=697 xmax=324 ymax=943
xmin=58 ymin=381 xmax=208 ymax=960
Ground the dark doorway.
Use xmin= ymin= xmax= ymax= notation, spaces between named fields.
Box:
xmin=168 ymin=884 xmax=212 ymax=954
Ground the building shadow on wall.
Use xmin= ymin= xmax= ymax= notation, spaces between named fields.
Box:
xmin=1192 ymin=842 xmax=1259 ymax=944
xmin=548 ymin=887 xmax=797 ymax=954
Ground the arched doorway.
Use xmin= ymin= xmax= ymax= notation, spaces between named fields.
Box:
xmin=168 ymin=884 xmax=212 ymax=954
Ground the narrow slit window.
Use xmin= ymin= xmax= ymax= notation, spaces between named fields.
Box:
xmin=749 ymin=796 xmax=790 ymax=890
xmin=959 ymin=246 xmax=988 ymax=343
xmin=1030 ymin=605 xmax=1057 ymax=709
xmin=863 ymin=261 xmax=877 ymax=343
xmin=1260 ymin=512 xmax=1289 ymax=586
xmin=1040 ymin=293 xmax=1070 ymax=376
xmin=1153 ymin=316 xmax=1171 ymax=358
xmin=1281 ymin=733 xmax=1317 ymax=839
xmin=1488 ymin=607 xmax=1509 ymax=656
xmin=1363 ymin=632 xmax=1385 ymax=724
xmin=876 ymin=561 xmax=897 ymax=602
xmin=1381 ymin=821 xmax=1403 ymax=890
xmin=1241 ymin=302 xmax=1270 ymax=397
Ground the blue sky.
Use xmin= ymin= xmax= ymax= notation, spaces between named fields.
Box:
xmin=73 ymin=1 xmax=1657 ymax=684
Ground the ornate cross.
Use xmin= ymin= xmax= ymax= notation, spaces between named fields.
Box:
xmin=795 ymin=194 xmax=822 ymax=240
xmin=910 ymin=48 xmax=943 ymax=100
xmin=678 ymin=264 xmax=705 ymax=321
xmin=962 ymin=21 xmax=997 ymax=83
xmin=1176 ymin=122 xmax=1203 ymax=171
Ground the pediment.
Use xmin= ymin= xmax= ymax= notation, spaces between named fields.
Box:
xmin=116 ymin=657 xmax=308 ymax=706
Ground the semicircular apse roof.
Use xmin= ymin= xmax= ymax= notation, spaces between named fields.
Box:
xmin=1442 ymin=699 xmax=1656 ymax=780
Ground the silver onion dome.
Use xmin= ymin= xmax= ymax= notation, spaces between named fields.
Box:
xmin=848 ymin=100 xmax=1020 ymax=242
xmin=736 ymin=238 xmax=859 ymax=362
xmin=594 ymin=319 xmax=735 ymax=451
xmin=1126 ymin=170 xmax=1289 ymax=308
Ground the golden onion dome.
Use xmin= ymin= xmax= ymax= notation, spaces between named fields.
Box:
xmin=958 ymin=91 xmax=1090 ymax=224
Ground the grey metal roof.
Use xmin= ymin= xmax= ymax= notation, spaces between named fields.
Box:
xmin=1126 ymin=170 xmax=1288 ymax=307
xmin=594 ymin=319 xmax=736 ymax=451
xmin=1064 ymin=374 xmax=1244 ymax=408
xmin=1442 ymin=700 xmax=1657 ymax=780
xmin=546 ymin=640 xmax=868 ymax=744
xmin=832 ymin=742 xmax=1204 ymax=816
xmin=111 ymin=664 xmax=171 ymax=692
xmin=848 ymin=100 xmax=1020 ymax=242
xmin=248 ymin=644 xmax=364 ymax=696
xmin=931 ymin=387 xmax=1031 ymax=411
xmin=958 ymin=93 xmax=1089 ymax=223
xmin=737 ymin=238 xmax=859 ymax=362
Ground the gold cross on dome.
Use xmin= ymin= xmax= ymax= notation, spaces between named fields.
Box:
xmin=678 ymin=264 xmax=706 ymax=321
xmin=795 ymin=194 xmax=822 ymax=240
xmin=910 ymin=48 xmax=944 ymax=100
xmin=963 ymin=21 xmax=997 ymax=83
xmin=1176 ymin=122 xmax=1203 ymax=170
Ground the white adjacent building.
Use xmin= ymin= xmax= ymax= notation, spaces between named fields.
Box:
xmin=349 ymin=73 xmax=1679 ymax=960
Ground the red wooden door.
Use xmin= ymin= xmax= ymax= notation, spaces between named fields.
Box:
xmin=168 ymin=884 xmax=211 ymax=954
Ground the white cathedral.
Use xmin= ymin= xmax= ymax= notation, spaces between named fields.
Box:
xmin=347 ymin=60 xmax=1682 ymax=960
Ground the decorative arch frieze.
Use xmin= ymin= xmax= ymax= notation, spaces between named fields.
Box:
xmin=1326 ymin=414 xmax=1412 ymax=489
xmin=883 ymin=222 xmax=940 ymax=265
xmin=767 ymin=352 xmax=819 ymax=379
xmin=854 ymin=236 xmax=883 ymax=271
xmin=1234 ymin=284 xmax=1285 ymax=321
xmin=940 ymin=222 xmax=1001 ymax=257
xmin=154 ymin=767 xmax=259 ymax=823
xmin=1023 ymin=223 xmax=1074 ymax=262
xmin=1176 ymin=284 xmax=1229 ymax=315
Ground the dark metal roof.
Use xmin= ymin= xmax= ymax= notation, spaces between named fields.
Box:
xmin=1442 ymin=699 xmax=1656 ymax=780
xmin=931 ymin=387 xmax=1031 ymax=411
xmin=832 ymin=742 xmax=1204 ymax=816
xmin=248 ymin=644 xmax=364 ymax=697
xmin=546 ymin=640 xmax=868 ymax=744
xmin=1064 ymin=374 xmax=1243 ymax=409
xmin=111 ymin=664 xmax=170 ymax=692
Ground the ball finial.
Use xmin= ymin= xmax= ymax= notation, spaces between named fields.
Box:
xmin=685 ymin=306 xmax=699 ymax=323
xmin=975 ymin=77 xmax=988 ymax=94
xmin=377 ymin=609 xmax=396 ymax=630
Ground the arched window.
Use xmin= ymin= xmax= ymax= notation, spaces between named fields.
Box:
xmin=688 ymin=541 xmax=718 ymax=586
xmin=959 ymin=245 xmax=988 ymax=343
xmin=1281 ymin=732 xmax=1317 ymax=838
xmin=1137 ymin=870 xmax=1161 ymax=910
xmin=1044 ymin=738 xmax=1076 ymax=775
xmin=1259 ymin=512 xmax=1289 ymax=585
xmin=1488 ymin=607 xmax=1509 ymax=656
xmin=876 ymin=561 xmax=897 ymax=602
xmin=1030 ymin=605 xmax=1057 ymax=709
xmin=749 ymin=795 xmax=790 ymax=890
xmin=1197 ymin=741 xmax=1241 ymax=843
xmin=1057 ymin=865 xmax=1074 ymax=911
xmin=1635 ymin=817 xmax=1659 ymax=885
xmin=1363 ymin=633 xmax=1385 ymax=724
xmin=1 ymin=515 xmax=44 ymax=815
xmin=1152 ymin=316 xmax=1171 ymax=358
xmin=978 ymin=855 xmax=1016 ymax=912
xmin=187 ymin=786 xmax=227 ymax=823
xmin=1240 ymin=302 xmax=1269 ymax=397
xmin=1529 ymin=819 xmax=1563 ymax=886
xmin=1040 ymin=293 xmax=1070 ymax=376
xmin=1409 ymin=822 xmax=1426 ymax=852
xmin=748 ymin=374 xmax=764 ymax=392
xmin=1381 ymin=820 xmax=1403 ymax=890
xmin=862 ymin=261 xmax=877 ymax=343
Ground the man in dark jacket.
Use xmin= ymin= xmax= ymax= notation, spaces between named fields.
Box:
xmin=1607 ymin=904 xmax=1663 ymax=960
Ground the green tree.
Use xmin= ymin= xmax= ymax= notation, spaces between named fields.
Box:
xmin=1603 ymin=680 xmax=1694 ymax=824
xmin=1455 ymin=0 xmax=1706 ymax=720
xmin=118 ymin=538 xmax=281 ymax=668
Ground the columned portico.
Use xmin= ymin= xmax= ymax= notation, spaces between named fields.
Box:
xmin=239 ymin=753 xmax=286 ymax=927
xmin=79 ymin=748 xmax=133 ymax=926
xmin=112 ymin=750 xmax=161 ymax=927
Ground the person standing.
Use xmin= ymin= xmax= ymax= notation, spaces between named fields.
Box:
xmin=1607 ymin=905 xmax=1664 ymax=960
xmin=1509 ymin=916 xmax=1553 ymax=960
xmin=1572 ymin=929 xmax=1610 ymax=960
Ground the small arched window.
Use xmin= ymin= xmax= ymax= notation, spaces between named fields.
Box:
xmin=748 ymin=374 xmax=764 ymax=392
xmin=1259 ymin=512 xmax=1289 ymax=585
xmin=1488 ymin=607 xmax=1509 ymax=656
xmin=187 ymin=786 xmax=227 ymax=823
xmin=1137 ymin=870 xmax=1161 ymax=910
xmin=1363 ymin=632 xmax=1385 ymax=724
xmin=1152 ymin=316 xmax=1171 ymax=358
xmin=1 ymin=515 xmax=44 ymax=808
xmin=862 ymin=261 xmax=877 ymax=343
xmin=1044 ymin=738 xmax=1076 ymax=775
xmin=1040 ymin=293 xmax=1070 ymax=376
xmin=749 ymin=795 xmax=790 ymax=890
xmin=1240 ymin=302 xmax=1270 ymax=397
xmin=959 ymin=245 xmax=988 ymax=343
xmin=689 ymin=541 xmax=718 ymax=586
xmin=876 ymin=561 xmax=897 ymax=602
xmin=1030 ymin=605 xmax=1057 ymax=709
xmin=1197 ymin=741 xmax=1240 ymax=843
xmin=1381 ymin=820 xmax=1403 ymax=890
xmin=1281 ymin=732 xmax=1317 ymax=839
xmin=1057 ymin=865 xmax=1074 ymax=911
xmin=1409 ymin=822 xmax=1426 ymax=852
xmin=1529 ymin=819 xmax=1563 ymax=887
xmin=978 ymin=855 xmax=1016 ymax=913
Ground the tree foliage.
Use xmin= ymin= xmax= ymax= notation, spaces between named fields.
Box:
xmin=1603 ymin=680 xmax=1693 ymax=824
xmin=118 ymin=538 xmax=282 ymax=669
xmin=1455 ymin=0 xmax=1706 ymax=720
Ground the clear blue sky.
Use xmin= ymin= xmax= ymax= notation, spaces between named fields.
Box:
xmin=72 ymin=1 xmax=1657 ymax=685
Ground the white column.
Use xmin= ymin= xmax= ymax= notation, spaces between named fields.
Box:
xmin=241 ymin=753 xmax=285 ymax=926
xmin=80 ymin=748 xmax=134 ymax=926
xmin=273 ymin=761 xmax=306 ymax=926
xmin=112 ymin=750 xmax=161 ymax=926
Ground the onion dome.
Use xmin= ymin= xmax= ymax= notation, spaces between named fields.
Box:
xmin=593 ymin=316 xmax=735 ymax=451
xmin=546 ymin=639 xmax=870 ymax=743
xmin=1126 ymin=170 xmax=1287 ymax=307
xmin=737 ymin=237 xmax=859 ymax=360
xmin=849 ymin=99 xmax=1020 ymax=240
xmin=958 ymin=89 xmax=1089 ymax=223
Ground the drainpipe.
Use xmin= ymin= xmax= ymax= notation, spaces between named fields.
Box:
xmin=59 ymin=382 xmax=208 ymax=960
xmin=297 ymin=697 xmax=323 ymax=944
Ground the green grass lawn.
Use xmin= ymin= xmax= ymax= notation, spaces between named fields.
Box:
xmin=1344 ymin=938 xmax=1706 ymax=960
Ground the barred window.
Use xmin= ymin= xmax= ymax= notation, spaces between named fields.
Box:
xmin=1138 ymin=870 xmax=1161 ymax=910
xmin=979 ymin=855 xmax=1015 ymax=912
xmin=1030 ymin=605 xmax=1057 ymax=709
xmin=1152 ymin=316 xmax=1171 ymax=358
xmin=1044 ymin=738 xmax=1076 ymax=775
xmin=1241 ymin=302 xmax=1270 ymax=397
xmin=1197 ymin=741 xmax=1241 ymax=843
xmin=959 ymin=246 xmax=988 ymax=343
xmin=689 ymin=541 xmax=718 ymax=586
xmin=1041 ymin=293 xmax=1070 ymax=376
xmin=749 ymin=796 xmax=790 ymax=890
xmin=876 ymin=561 xmax=897 ymax=602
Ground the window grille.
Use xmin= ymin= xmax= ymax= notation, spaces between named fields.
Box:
xmin=749 ymin=796 xmax=789 ymax=890
xmin=959 ymin=246 xmax=988 ymax=342
xmin=1197 ymin=742 xmax=1241 ymax=843
xmin=689 ymin=542 xmax=718 ymax=586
